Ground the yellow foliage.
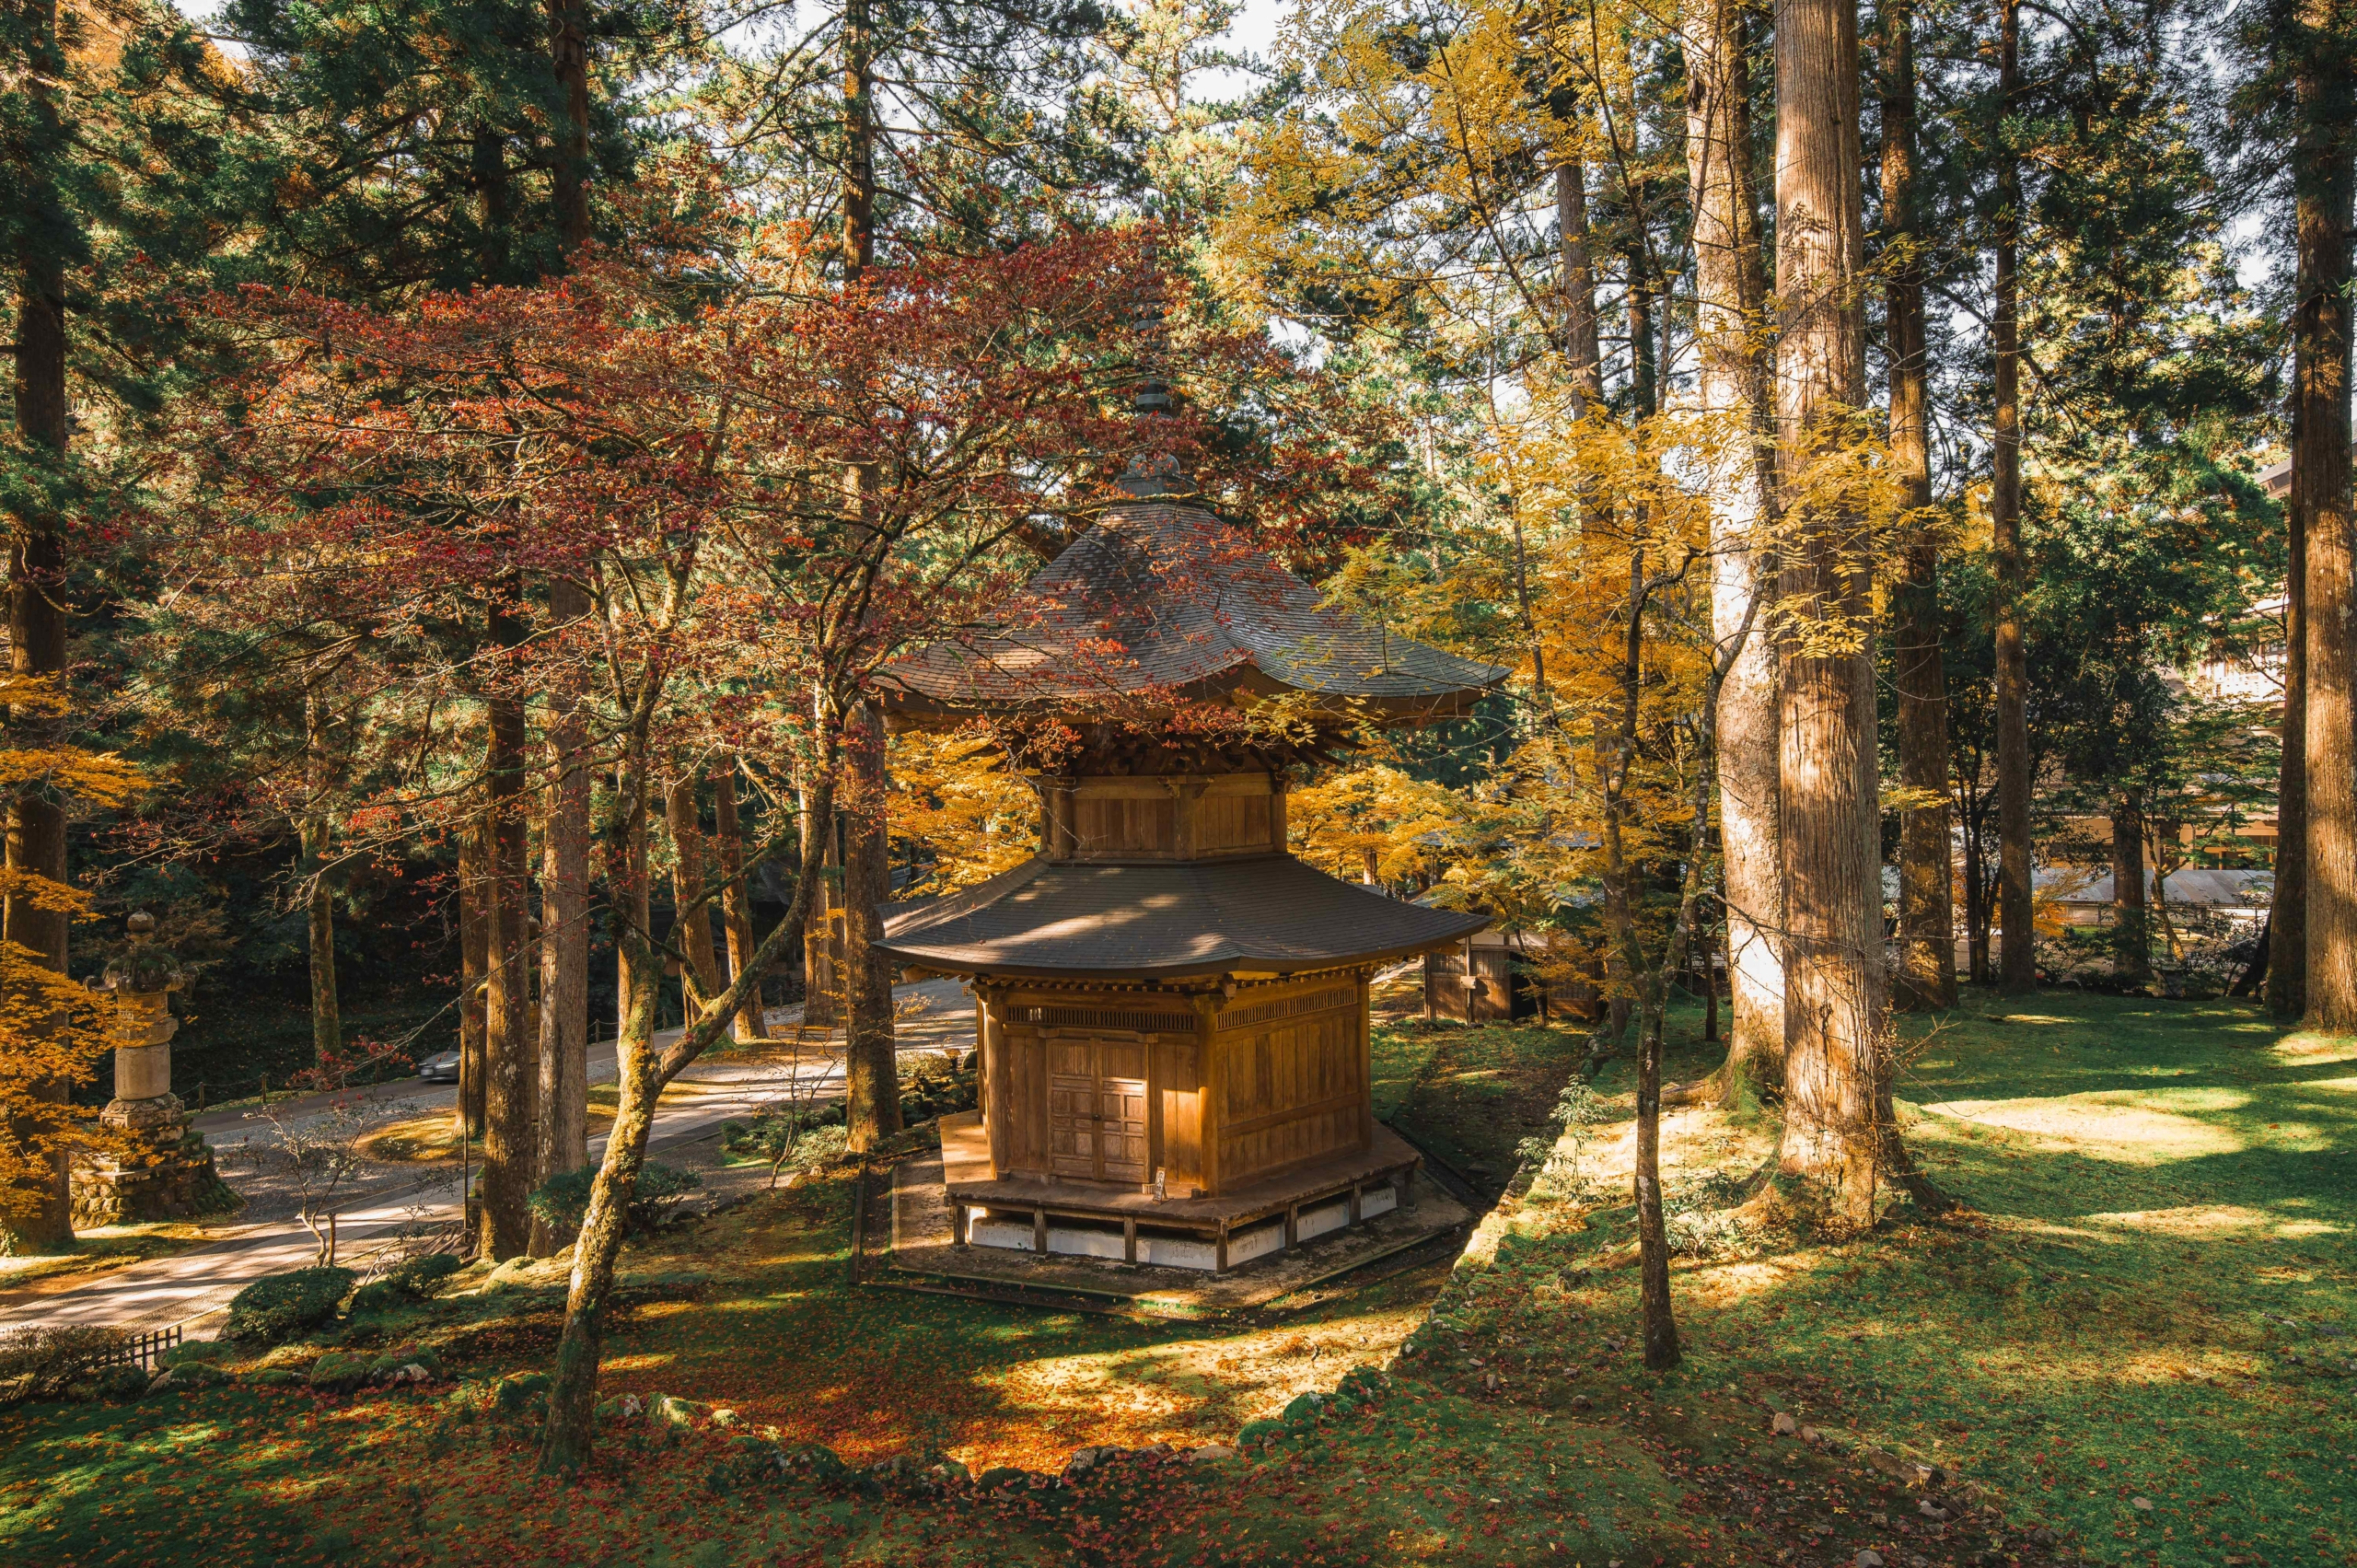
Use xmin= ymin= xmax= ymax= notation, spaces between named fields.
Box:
xmin=0 ymin=941 xmax=126 ymax=1225
xmin=1286 ymin=765 xmax=1466 ymax=886
xmin=0 ymin=692 xmax=148 ymax=1227
xmin=888 ymin=728 xmax=1040 ymax=895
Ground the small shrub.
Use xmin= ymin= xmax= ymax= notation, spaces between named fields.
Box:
xmin=308 ymin=1351 xmax=373 ymax=1392
xmin=0 ymin=1325 xmax=131 ymax=1401
xmin=389 ymin=1252 xmax=463 ymax=1296
xmin=90 ymin=1364 xmax=151 ymax=1400
xmin=528 ymin=1161 xmax=702 ymax=1237
xmin=725 ymin=1105 xmax=852 ymax=1183
xmin=897 ymin=1053 xmax=978 ymax=1124
xmin=158 ymin=1340 xmax=230 ymax=1369
xmin=1662 ymin=1168 xmax=1755 ymax=1257
xmin=223 ymin=1266 xmax=356 ymax=1344
xmin=346 ymin=1280 xmax=408 ymax=1318
xmin=493 ymin=1370 xmax=551 ymax=1418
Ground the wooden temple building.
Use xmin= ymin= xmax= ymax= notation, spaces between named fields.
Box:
xmin=875 ymin=458 xmax=1504 ymax=1272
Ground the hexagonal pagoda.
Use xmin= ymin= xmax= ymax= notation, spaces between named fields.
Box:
xmin=875 ymin=460 xmax=1504 ymax=1272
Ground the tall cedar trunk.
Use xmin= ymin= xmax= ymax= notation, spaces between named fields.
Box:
xmin=842 ymin=0 xmax=876 ymax=283
xmin=1685 ymin=0 xmax=1784 ymax=1095
xmin=3 ymin=213 xmax=73 ymax=1248
xmin=1774 ymin=0 xmax=1887 ymax=1228
xmin=667 ymin=773 xmax=722 ymax=1016
xmin=472 ymin=125 xmax=509 ymax=281
xmin=1990 ymin=0 xmax=2037 ymax=994
xmin=843 ymin=703 xmax=900 ymax=1150
xmin=479 ymin=598 xmax=537 ymax=1260
xmin=2296 ymin=6 xmax=2357 ymax=1028
xmin=2272 ymin=485 xmax=2308 ymax=1020
xmin=303 ymin=687 xmax=342 ymax=1063
xmin=547 ymin=0 xmax=591 ymax=253
xmin=800 ymin=781 xmax=841 ymax=1026
xmin=532 ymin=15 xmax=595 ymax=1249
xmin=2111 ymin=797 xmax=2152 ymax=983
xmin=1557 ymin=161 xmax=1604 ymax=414
xmin=1882 ymin=0 xmax=1956 ymax=1011
xmin=531 ymin=584 xmax=592 ymax=1256
xmin=458 ymin=808 xmax=489 ymax=1138
xmin=713 ymin=767 xmax=765 ymax=1041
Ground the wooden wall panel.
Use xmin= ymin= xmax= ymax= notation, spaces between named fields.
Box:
xmin=1074 ymin=795 xmax=1176 ymax=855
xmin=1193 ymin=792 xmax=1273 ymax=854
xmin=1213 ymin=998 xmax=1364 ymax=1186
xmin=1155 ymin=1037 xmax=1202 ymax=1192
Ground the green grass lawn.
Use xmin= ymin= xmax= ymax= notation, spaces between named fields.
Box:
xmin=1374 ymin=1015 xmax=1585 ymax=1190
xmin=1 ymin=989 xmax=2347 ymax=1566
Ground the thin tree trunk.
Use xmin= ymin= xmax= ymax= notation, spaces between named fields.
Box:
xmin=539 ymin=747 xmax=655 ymax=1474
xmin=302 ymin=689 xmax=342 ymax=1065
xmin=1685 ymin=0 xmax=1784 ymax=1098
xmin=666 ymin=773 xmax=722 ymax=1017
xmin=540 ymin=747 xmax=833 ymax=1474
xmin=1701 ymin=900 xmax=1720 ymax=1042
xmin=2 ymin=220 xmax=73 ymax=1248
xmin=842 ymin=702 xmax=900 ymax=1151
xmin=2111 ymin=796 xmax=2153 ymax=985
xmin=713 ymin=765 xmax=765 ymax=1042
xmin=2296 ymin=2 xmax=2357 ymax=1028
xmin=1634 ymin=989 xmax=1679 ymax=1365
xmin=1773 ymin=0 xmax=1887 ymax=1229
xmin=2272 ymin=485 xmax=2308 ymax=1020
xmin=531 ymin=580 xmax=592 ymax=1256
xmin=1991 ymin=0 xmax=2037 ymax=994
xmin=458 ymin=806 xmax=489 ymax=1139
xmin=1882 ymin=0 xmax=1956 ymax=1011
xmin=479 ymin=599 xmax=537 ymax=1261
xmin=1964 ymin=792 xmax=1991 ymax=984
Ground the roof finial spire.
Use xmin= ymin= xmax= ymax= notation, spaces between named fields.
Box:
xmin=1132 ymin=224 xmax=1171 ymax=416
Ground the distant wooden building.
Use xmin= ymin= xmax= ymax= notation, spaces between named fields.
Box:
xmin=1422 ymin=929 xmax=1601 ymax=1024
xmin=876 ymin=459 xmax=1503 ymax=1272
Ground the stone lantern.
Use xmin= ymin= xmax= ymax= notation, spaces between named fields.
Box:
xmin=69 ymin=912 xmax=233 ymax=1227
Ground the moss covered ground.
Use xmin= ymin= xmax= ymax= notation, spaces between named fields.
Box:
xmin=0 ymin=991 xmax=2347 ymax=1566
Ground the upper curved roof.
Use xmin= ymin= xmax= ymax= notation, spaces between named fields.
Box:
xmin=876 ymin=487 xmax=1504 ymax=724
xmin=877 ymin=854 xmax=1489 ymax=979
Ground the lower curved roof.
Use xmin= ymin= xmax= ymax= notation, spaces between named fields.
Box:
xmin=877 ymin=854 xmax=1489 ymax=981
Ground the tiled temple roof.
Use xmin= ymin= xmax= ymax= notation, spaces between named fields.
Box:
xmin=877 ymin=854 xmax=1487 ymax=980
xmin=876 ymin=494 xmax=1504 ymax=723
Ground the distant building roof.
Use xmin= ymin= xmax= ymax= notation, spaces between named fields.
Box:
xmin=877 ymin=854 xmax=1488 ymax=980
xmin=2032 ymin=866 xmax=2275 ymax=907
xmin=877 ymin=486 xmax=1505 ymax=726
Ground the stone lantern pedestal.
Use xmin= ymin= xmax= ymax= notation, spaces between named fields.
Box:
xmin=69 ymin=913 xmax=235 ymax=1228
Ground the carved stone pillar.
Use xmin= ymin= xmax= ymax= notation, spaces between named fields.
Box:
xmin=69 ymin=913 xmax=235 ymax=1226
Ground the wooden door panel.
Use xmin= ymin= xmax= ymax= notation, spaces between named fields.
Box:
xmin=1049 ymin=1074 xmax=1098 ymax=1177
xmin=1099 ymin=1078 xmax=1148 ymax=1181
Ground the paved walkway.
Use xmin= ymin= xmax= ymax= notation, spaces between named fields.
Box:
xmin=0 ymin=980 xmax=976 ymax=1337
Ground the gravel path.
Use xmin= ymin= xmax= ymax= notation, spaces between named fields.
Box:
xmin=0 ymin=979 xmax=975 ymax=1337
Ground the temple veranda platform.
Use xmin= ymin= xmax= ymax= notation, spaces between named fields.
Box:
xmin=887 ymin=1111 xmax=1473 ymax=1310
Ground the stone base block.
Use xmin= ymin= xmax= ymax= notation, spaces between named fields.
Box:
xmin=70 ymin=1125 xmax=238 ymax=1229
